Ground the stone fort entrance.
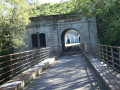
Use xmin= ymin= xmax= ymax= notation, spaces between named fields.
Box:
xmin=19 ymin=14 xmax=98 ymax=54
xmin=61 ymin=28 xmax=81 ymax=52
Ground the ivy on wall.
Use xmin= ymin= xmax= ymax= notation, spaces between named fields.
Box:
xmin=30 ymin=0 xmax=120 ymax=46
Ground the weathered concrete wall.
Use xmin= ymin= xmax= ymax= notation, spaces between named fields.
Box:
xmin=16 ymin=14 xmax=98 ymax=54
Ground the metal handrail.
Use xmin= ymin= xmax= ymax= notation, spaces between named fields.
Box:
xmin=94 ymin=44 xmax=120 ymax=73
xmin=0 ymin=47 xmax=53 ymax=85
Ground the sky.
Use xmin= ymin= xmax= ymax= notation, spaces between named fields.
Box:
xmin=39 ymin=0 xmax=61 ymax=4
xmin=28 ymin=0 xmax=61 ymax=4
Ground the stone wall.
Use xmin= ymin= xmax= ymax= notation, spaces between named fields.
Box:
xmin=16 ymin=14 xmax=98 ymax=54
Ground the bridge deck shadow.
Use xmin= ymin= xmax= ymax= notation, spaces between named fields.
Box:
xmin=24 ymin=53 xmax=104 ymax=90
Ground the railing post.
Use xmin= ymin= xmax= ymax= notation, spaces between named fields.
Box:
xmin=111 ymin=47 xmax=114 ymax=68
xmin=36 ymin=50 xmax=38 ymax=64
xmin=19 ymin=53 xmax=22 ymax=74
xmin=44 ymin=48 xmax=46 ymax=59
xmin=50 ymin=47 xmax=53 ymax=56
xmin=10 ymin=55 xmax=13 ymax=79
xmin=101 ymin=46 xmax=104 ymax=62
xmin=49 ymin=47 xmax=50 ymax=57
xmin=43 ymin=48 xmax=44 ymax=60
xmin=46 ymin=48 xmax=48 ymax=58
xmin=106 ymin=46 xmax=108 ymax=65
xmin=45 ymin=48 xmax=46 ymax=59
xmin=38 ymin=49 xmax=40 ymax=63
xmin=98 ymin=45 xmax=101 ymax=59
xmin=50 ymin=47 xmax=52 ymax=57
xmin=44 ymin=48 xmax=45 ymax=59
xmin=119 ymin=49 xmax=120 ymax=68
xmin=41 ymin=48 xmax=43 ymax=61
xmin=93 ymin=45 xmax=96 ymax=57
xmin=48 ymin=47 xmax=50 ymax=57
xmin=32 ymin=51 xmax=34 ymax=67
xmin=39 ymin=49 xmax=41 ymax=62
xmin=26 ymin=52 xmax=29 ymax=70
xmin=99 ymin=45 xmax=101 ymax=60
xmin=95 ymin=45 xmax=98 ymax=58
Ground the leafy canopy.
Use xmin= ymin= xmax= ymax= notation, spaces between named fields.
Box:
xmin=0 ymin=0 xmax=30 ymax=55
xmin=30 ymin=0 xmax=120 ymax=46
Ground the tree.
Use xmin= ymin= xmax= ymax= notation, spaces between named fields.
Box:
xmin=0 ymin=0 xmax=31 ymax=84
xmin=0 ymin=0 xmax=30 ymax=55
xmin=73 ymin=0 xmax=120 ymax=46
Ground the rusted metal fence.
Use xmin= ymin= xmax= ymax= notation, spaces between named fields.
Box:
xmin=0 ymin=47 xmax=53 ymax=85
xmin=94 ymin=44 xmax=120 ymax=73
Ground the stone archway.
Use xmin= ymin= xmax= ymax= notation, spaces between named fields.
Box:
xmin=61 ymin=28 xmax=81 ymax=52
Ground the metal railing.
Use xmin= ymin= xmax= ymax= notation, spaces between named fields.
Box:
xmin=0 ymin=47 xmax=53 ymax=85
xmin=94 ymin=44 xmax=120 ymax=73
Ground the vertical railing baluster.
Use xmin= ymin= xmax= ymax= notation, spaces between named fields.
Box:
xmin=39 ymin=49 xmax=41 ymax=62
xmin=46 ymin=48 xmax=48 ymax=58
xmin=10 ymin=55 xmax=13 ymax=79
xmin=46 ymin=48 xmax=49 ymax=58
xmin=49 ymin=48 xmax=50 ymax=57
xmin=44 ymin=48 xmax=46 ymax=59
xmin=48 ymin=48 xmax=49 ymax=57
xmin=41 ymin=48 xmax=44 ymax=61
xmin=119 ymin=49 xmax=120 ymax=70
xmin=41 ymin=49 xmax=43 ymax=61
xmin=99 ymin=45 xmax=101 ymax=59
xmin=45 ymin=48 xmax=46 ymax=59
xmin=99 ymin=45 xmax=101 ymax=60
xmin=98 ymin=45 xmax=101 ymax=59
xmin=95 ymin=45 xmax=97 ymax=57
xmin=46 ymin=48 xmax=47 ymax=58
xmin=94 ymin=45 xmax=96 ymax=57
xmin=42 ymin=49 xmax=43 ymax=61
xmin=39 ymin=49 xmax=40 ymax=63
xmin=101 ymin=46 xmax=104 ymax=62
xmin=44 ymin=48 xmax=45 ymax=59
xmin=95 ymin=45 xmax=98 ymax=58
xmin=111 ymin=47 xmax=114 ymax=68
xmin=41 ymin=49 xmax=42 ymax=61
xmin=106 ymin=46 xmax=108 ymax=65
xmin=51 ymin=47 xmax=52 ymax=57
xmin=26 ymin=52 xmax=29 ymax=70
xmin=103 ymin=46 xmax=105 ymax=62
xmin=50 ymin=47 xmax=51 ymax=57
xmin=19 ymin=53 xmax=22 ymax=74
xmin=43 ymin=48 xmax=45 ymax=60
xmin=36 ymin=50 xmax=38 ymax=64
xmin=32 ymin=51 xmax=34 ymax=67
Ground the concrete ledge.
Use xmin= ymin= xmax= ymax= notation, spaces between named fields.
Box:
xmin=83 ymin=53 xmax=120 ymax=90
xmin=0 ymin=56 xmax=57 ymax=90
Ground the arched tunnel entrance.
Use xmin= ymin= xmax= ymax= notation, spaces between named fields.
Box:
xmin=61 ymin=29 xmax=81 ymax=53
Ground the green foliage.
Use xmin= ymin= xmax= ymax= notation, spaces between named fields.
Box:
xmin=96 ymin=0 xmax=120 ymax=46
xmin=0 ymin=0 xmax=120 ymax=55
xmin=0 ymin=0 xmax=30 ymax=55
xmin=73 ymin=0 xmax=120 ymax=46
xmin=29 ymin=2 xmax=76 ymax=17
xmin=30 ymin=0 xmax=120 ymax=46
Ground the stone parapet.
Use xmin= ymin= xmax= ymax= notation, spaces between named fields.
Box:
xmin=83 ymin=53 xmax=120 ymax=90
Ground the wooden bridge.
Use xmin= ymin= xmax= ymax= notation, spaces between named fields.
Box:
xmin=0 ymin=44 xmax=120 ymax=90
